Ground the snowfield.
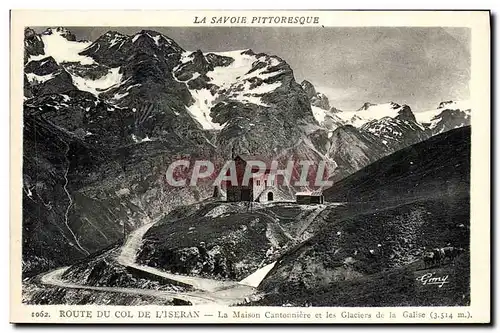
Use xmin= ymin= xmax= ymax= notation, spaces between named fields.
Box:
xmin=329 ymin=101 xmax=471 ymax=130
xmin=205 ymin=50 xmax=257 ymax=87
xmin=335 ymin=102 xmax=406 ymax=127
xmin=185 ymin=89 xmax=224 ymax=130
xmin=179 ymin=50 xmax=284 ymax=130
xmin=30 ymin=29 xmax=95 ymax=65
xmin=311 ymin=105 xmax=327 ymax=123
xmin=26 ymin=72 xmax=57 ymax=84
xmin=69 ymin=67 xmax=123 ymax=96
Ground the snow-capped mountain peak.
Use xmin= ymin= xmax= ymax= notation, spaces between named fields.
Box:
xmin=357 ymin=102 xmax=377 ymax=111
xmin=173 ymin=48 xmax=291 ymax=130
xmin=130 ymin=30 xmax=184 ymax=53
xmin=334 ymin=102 xmax=412 ymax=127
xmin=99 ymin=31 xmax=129 ymax=49
xmin=300 ymin=80 xmax=331 ymax=111
xmin=27 ymin=27 xmax=94 ymax=65
xmin=78 ymin=30 xmax=185 ymax=68
xmin=42 ymin=27 xmax=77 ymax=41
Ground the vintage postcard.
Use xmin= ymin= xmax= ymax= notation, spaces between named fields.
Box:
xmin=10 ymin=10 xmax=490 ymax=324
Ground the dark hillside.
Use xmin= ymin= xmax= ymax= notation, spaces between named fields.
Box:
xmin=325 ymin=126 xmax=470 ymax=202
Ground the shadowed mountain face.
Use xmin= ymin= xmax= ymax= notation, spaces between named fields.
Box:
xmin=22 ymin=27 xmax=471 ymax=278
xmin=321 ymin=125 xmax=388 ymax=182
xmin=258 ymin=126 xmax=471 ymax=306
xmin=324 ymin=126 xmax=470 ymax=202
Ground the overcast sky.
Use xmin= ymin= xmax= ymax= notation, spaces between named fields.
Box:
xmin=37 ymin=26 xmax=470 ymax=112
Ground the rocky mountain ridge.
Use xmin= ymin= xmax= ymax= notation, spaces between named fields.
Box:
xmin=21 ymin=27 xmax=337 ymax=275
xmin=306 ymin=81 xmax=471 ymax=151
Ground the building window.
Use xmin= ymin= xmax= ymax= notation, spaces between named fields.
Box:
xmin=256 ymin=180 xmax=261 ymax=186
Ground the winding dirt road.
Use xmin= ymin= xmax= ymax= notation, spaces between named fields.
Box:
xmin=40 ymin=267 xmax=218 ymax=305
xmin=39 ymin=219 xmax=258 ymax=305
xmin=117 ymin=222 xmax=237 ymax=292
xmin=38 ymin=202 xmax=331 ymax=305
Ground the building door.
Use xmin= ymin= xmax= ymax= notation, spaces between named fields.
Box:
xmin=267 ymin=192 xmax=274 ymax=201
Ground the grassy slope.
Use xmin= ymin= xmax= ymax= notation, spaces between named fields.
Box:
xmin=256 ymin=252 xmax=470 ymax=307
xmin=324 ymin=126 xmax=470 ymax=202
xmin=258 ymin=195 xmax=470 ymax=306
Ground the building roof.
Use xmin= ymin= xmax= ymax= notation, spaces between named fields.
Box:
xmin=295 ymin=190 xmax=323 ymax=196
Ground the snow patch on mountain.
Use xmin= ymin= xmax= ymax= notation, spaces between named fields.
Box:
xmin=131 ymin=34 xmax=141 ymax=43
xmin=206 ymin=50 xmax=255 ymax=87
xmin=131 ymin=134 xmax=153 ymax=143
xmin=126 ymin=83 xmax=141 ymax=91
xmin=178 ymin=50 xmax=284 ymax=129
xmin=131 ymin=30 xmax=180 ymax=50
xmin=207 ymin=50 xmax=283 ymax=94
xmin=179 ymin=51 xmax=194 ymax=65
xmin=107 ymin=34 xmax=128 ymax=49
xmin=26 ymin=72 xmax=57 ymax=84
xmin=335 ymin=102 xmax=407 ymax=127
xmin=30 ymin=29 xmax=94 ymax=65
xmin=228 ymin=80 xmax=281 ymax=106
xmin=311 ymin=105 xmax=327 ymax=124
xmin=113 ymin=91 xmax=130 ymax=100
xmin=69 ymin=67 xmax=123 ymax=96
xmin=185 ymin=89 xmax=224 ymax=130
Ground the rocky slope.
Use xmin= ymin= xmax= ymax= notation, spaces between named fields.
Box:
xmin=22 ymin=28 xmax=215 ymax=276
xmin=258 ymin=196 xmax=469 ymax=306
xmin=319 ymin=125 xmax=388 ymax=182
xmin=301 ymin=80 xmax=330 ymax=110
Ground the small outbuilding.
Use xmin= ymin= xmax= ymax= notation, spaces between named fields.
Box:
xmin=295 ymin=191 xmax=324 ymax=204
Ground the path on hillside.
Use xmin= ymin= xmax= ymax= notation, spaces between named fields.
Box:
xmin=40 ymin=217 xmax=259 ymax=305
xmin=117 ymin=221 xmax=239 ymax=292
xmin=295 ymin=205 xmax=329 ymax=236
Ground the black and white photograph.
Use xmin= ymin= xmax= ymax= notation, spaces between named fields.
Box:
xmin=10 ymin=10 xmax=491 ymax=324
